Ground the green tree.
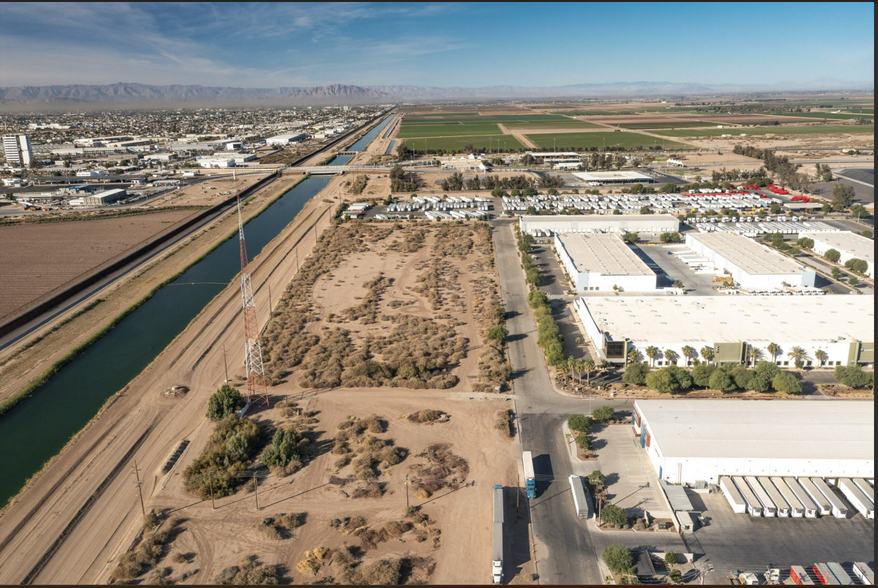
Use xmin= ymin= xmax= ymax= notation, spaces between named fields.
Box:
xmin=601 ymin=505 xmax=628 ymax=528
xmin=592 ymin=405 xmax=614 ymax=422
xmin=700 ymin=346 xmax=714 ymax=364
xmin=814 ymin=349 xmax=828 ymax=367
xmin=692 ymin=363 xmax=717 ymax=387
xmin=576 ymin=434 xmax=592 ymax=451
xmin=834 ymin=365 xmax=874 ymax=389
xmin=645 ymin=346 xmax=660 ymax=367
xmin=796 ymin=237 xmax=815 ymax=250
xmin=582 ymin=358 xmax=596 ymax=387
xmin=772 ymin=372 xmax=802 ymax=394
xmin=622 ymin=232 xmax=639 ymax=244
xmin=261 ymin=426 xmax=309 ymax=468
xmin=831 ymin=183 xmax=855 ymax=211
xmin=660 ymin=232 xmax=682 ymax=243
xmin=670 ymin=569 xmax=683 ymax=584
xmin=746 ymin=345 xmax=762 ymax=367
xmin=602 ymin=545 xmax=634 ymax=575
xmin=639 ymin=206 xmax=652 ymax=214
xmin=664 ymin=552 xmax=678 ymax=567
xmin=767 ymin=342 xmax=781 ymax=364
xmin=787 ymin=346 xmax=808 ymax=369
xmin=487 ymin=326 xmax=509 ymax=342
xmin=708 ymin=370 xmax=736 ymax=392
xmin=627 ymin=348 xmax=640 ymax=363
xmin=661 ymin=183 xmax=677 ymax=193
xmin=824 ymin=248 xmax=841 ymax=263
xmin=861 ymin=229 xmax=873 ymax=239
xmin=831 ymin=267 xmax=842 ymax=281
xmin=518 ymin=234 xmax=535 ymax=252
xmin=848 ymin=276 xmax=860 ymax=287
xmin=567 ymin=414 xmax=594 ymax=433
xmin=844 ymin=258 xmax=869 ymax=274
xmin=528 ymin=288 xmax=549 ymax=309
xmin=207 ymin=384 xmax=246 ymax=421
xmin=622 ymin=362 xmax=649 ymax=385
xmin=663 ymin=349 xmax=677 ymax=365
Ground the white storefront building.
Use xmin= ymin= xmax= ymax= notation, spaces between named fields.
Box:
xmin=574 ymin=295 xmax=874 ymax=367
xmin=554 ymin=233 xmax=657 ymax=292
xmin=632 ymin=399 xmax=874 ymax=486
xmin=800 ymin=231 xmax=874 ymax=278
xmin=685 ymin=232 xmax=816 ymax=289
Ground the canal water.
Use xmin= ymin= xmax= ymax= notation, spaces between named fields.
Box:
xmin=348 ymin=114 xmax=396 ymax=152
xmin=0 ymin=176 xmax=333 ymax=505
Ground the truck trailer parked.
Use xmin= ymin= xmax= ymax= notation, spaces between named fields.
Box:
xmin=813 ymin=563 xmax=840 ymax=585
xmin=759 ymin=477 xmax=790 ymax=517
xmin=733 ymin=476 xmax=764 ymax=517
xmin=492 ymin=485 xmax=503 ymax=585
xmin=853 ymin=562 xmax=874 ymax=585
xmin=720 ymin=476 xmax=747 ymax=514
xmin=811 ymin=478 xmax=848 ymax=519
xmin=790 ymin=565 xmax=816 ymax=585
xmin=771 ymin=477 xmax=804 ymax=517
xmin=826 ymin=562 xmax=853 ymax=585
xmin=746 ymin=476 xmax=777 ymax=517
xmin=522 ymin=451 xmax=536 ymax=499
xmin=799 ymin=477 xmax=832 ymax=516
xmin=569 ymin=475 xmax=593 ymax=519
xmin=837 ymin=478 xmax=875 ymax=519
xmin=786 ymin=477 xmax=819 ymax=518
xmin=853 ymin=478 xmax=875 ymax=504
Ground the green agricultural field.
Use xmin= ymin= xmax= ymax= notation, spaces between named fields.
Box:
xmin=403 ymin=112 xmax=480 ymax=119
xmin=841 ymin=107 xmax=874 ymax=114
xmin=650 ymin=125 xmax=875 ymax=137
xmin=502 ymin=119 xmax=601 ymax=129
xmin=526 ymin=132 xmax=690 ymax=150
xmin=397 ymin=122 xmax=502 ymax=138
xmin=775 ymin=112 xmax=872 ymax=121
xmin=402 ymin=134 xmax=524 ymax=152
xmin=617 ymin=121 xmax=722 ymax=129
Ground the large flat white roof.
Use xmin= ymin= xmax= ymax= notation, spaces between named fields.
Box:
xmin=520 ymin=214 xmax=678 ymax=225
xmin=688 ymin=232 xmax=805 ymax=275
xmin=583 ymin=295 xmax=874 ymax=345
xmin=802 ymin=231 xmax=874 ymax=263
xmin=574 ymin=171 xmax=653 ymax=181
xmin=557 ymin=233 xmax=654 ymax=277
xmin=635 ymin=399 xmax=874 ymax=461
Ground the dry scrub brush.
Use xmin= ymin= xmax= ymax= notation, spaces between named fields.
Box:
xmin=494 ymin=409 xmax=514 ymax=439
xmin=336 ymin=273 xmax=394 ymax=324
xmin=413 ymin=259 xmax=463 ymax=311
xmin=407 ymin=409 xmax=444 ymax=424
xmin=215 ymin=555 xmax=281 ymax=585
xmin=409 ymin=444 xmax=469 ymax=499
xmin=109 ymin=514 xmax=183 ymax=584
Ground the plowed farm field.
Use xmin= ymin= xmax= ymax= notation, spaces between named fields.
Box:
xmin=0 ymin=209 xmax=199 ymax=322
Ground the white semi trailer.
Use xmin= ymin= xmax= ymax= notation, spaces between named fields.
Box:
xmin=492 ymin=485 xmax=503 ymax=585
xmin=771 ymin=477 xmax=804 ymax=517
xmin=838 ymin=478 xmax=874 ymax=519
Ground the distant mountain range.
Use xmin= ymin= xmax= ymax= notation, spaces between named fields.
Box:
xmin=0 ymin=79 xmax=872 ymax=109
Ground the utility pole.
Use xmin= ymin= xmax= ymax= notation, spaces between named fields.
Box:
xmin=132 ymin=460 xmax=146 ymax=518
xmin=253 ymin=473 xmax=260 ymax=510
xmin=222 ymin=343 xmax=229 ymax=383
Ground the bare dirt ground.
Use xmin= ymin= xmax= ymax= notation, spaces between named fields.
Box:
xmin=0 ymin=173 xmax=342 ymax=584
xmin=0 ymin=209 xmax=198 ymax=322
xmin=149 ymin=390 xmax=517 ymax=585
xmin=0 ymin=175 xmax=305 ymax=409
xmin=585 ymin=114 xmax=815 ymax=126
xmin=676 ymin=132 xmax=875 ymax=153
xmin=144 ymin=174 xmax=267 ymax=208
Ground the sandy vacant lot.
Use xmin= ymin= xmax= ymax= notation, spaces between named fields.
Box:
xmin=145 ymin=174 xmax=268 ymax=208
xmin=142 ymin=390 xmax=518 ymax=585
xmin=0 ymin=209 xmax=199 ymax=322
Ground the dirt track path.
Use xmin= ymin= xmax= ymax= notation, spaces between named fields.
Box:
xmin=0 ymin=176 xmax=344 ymax=584
xmin=498 ymin=124 xmax=537 ymax=149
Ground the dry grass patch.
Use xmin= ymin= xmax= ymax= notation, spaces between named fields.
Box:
xmin=494 ymin=409 xmax=514 ymax=439
xmin=216 ymin=555 xmax=282 ymax=585
xmin=109 ymin=512 xmax=184 ymax=584
xmin=407 ymin=409 xmax=445 ymax=424
xmin=409 ymin=444 xmax=469 ymax=499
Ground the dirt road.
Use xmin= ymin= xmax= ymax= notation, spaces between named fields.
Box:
xmin=0 ymin=176 xmax=347 ymax=584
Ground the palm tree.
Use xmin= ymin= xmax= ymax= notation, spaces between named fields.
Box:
xmin=681 ymin=346 xmax=696 ymax=366
xmin=567 ymin=356 xmax=578 ymax=385
xmin=664 ymin=349 xmax=677 ymax=366
xmin=582 ymin=358 xmax=596 ymax=387
xmin=700 ymin=346 xmax=714 ymax=364
xmin=767 ymin=342 xmax=781 ymax=364
xmin=814 ymin=349 xmax=828 ymax=368
xmin=627 ymin=348 xmax=640 ymax=364
xmin=645 ymin=346 xmax=659 ymax=367
xmin=788 ymin=346 xmax=808 ymax=369
xmin=746 ymin=345 xmax=762 ymax=368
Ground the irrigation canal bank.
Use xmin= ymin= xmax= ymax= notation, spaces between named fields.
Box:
xmin=0 ymin=177 xmax=336 ymax=506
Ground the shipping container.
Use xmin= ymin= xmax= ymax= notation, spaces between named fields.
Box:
xmin=799 ymin=478 xmax=832 ymax=516
xmin=772 ymin=477 xmax=805 ymax=517
xmin=746 ymin=476 xmax=777 ymax=517
xmin=813 ymin=563 xmax=840 ymax=585
xmin=853 ymin=562 xmax=874 ymax=585
xmin=837 ymin=478 xmax=874 ymax=519
xmin=733 ymin=476 xmax=763 ymax=517
xmin=720 ymin=476 xmax=747 ymax=514
xmin=791 ymin=565 xmax=815 ymax=585
xmin=853 ymin=478 xmax=875 ymax=504
xmin=826 ymin=562 xmax=852 ymax=585
xmin=811 ymin=478 xmax=848 ymax=519
xmin=759 ymin=477 xmax=790 ymax=517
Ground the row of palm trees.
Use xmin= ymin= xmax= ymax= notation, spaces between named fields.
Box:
xmin=558 ymin=356 xmax=598 ymax=387
xmin=629 ymin=343 xmax=829 ymax=369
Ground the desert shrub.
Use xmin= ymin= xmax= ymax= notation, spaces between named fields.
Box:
xmin=591 ymin=406 xmax=614 ymax=422
xmin=567 ymin=414 xmax=593 ymax=433
xmin=407 ymin=409 xmax=443 ymax=423
xmin=575 ymin=434 xmax=591 ymax=450
xmin=772 ymin=372 xmax=802 ymax=394
xmin=602 ymin=545 xmax=633 ymax=574
xmin=387 ymin=227 xmax=427 ymax=253
xmin=357 ymin=558 xmax=403 ymax=585
xmin=432 ymin=224 xmax=473 ymax=259
xmin=335 ymin=455 xmax=352 ymax=468
xmin=414 ymin=258 xmax=463 ymax=311
xmin=256 ymin=517 xmax=283 ymax=540
xmin=409 ymin=444 xmax=469 ymax=496
xmin=494 ymin=409 xmax=514 ymax=438
xmin=261 ymin=425 xmax=310 ymax=472
xmin=338 ymin=274 xmax=394 ymax=324
xmin=601 ymin=505 xmax=628 ymax=527
xmin=835 ymin=365 xmax=874 ymax=389
xmin=383 ymin=520 xmax=413 ymax=538
xmin=692 ymin=363 xmax=716 ymax=387
xmin=298 ymin=327 xmax=356 ymax=388
xmin=207 ymin=384 xmax=246 ymax=421
xmin=486 ymin=326 xmax=508 ymax=341
xmin=183 ymin=416 xmax=260 ymax=500
xmin=110 ymin=516 xmax=183 ymax=583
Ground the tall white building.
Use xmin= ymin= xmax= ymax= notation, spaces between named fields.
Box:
xmin=2 ymin=134 xmax=33 ymax=166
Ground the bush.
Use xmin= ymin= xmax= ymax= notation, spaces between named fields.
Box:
xmin=622 ymin=362 xmax=649 ymax=385
xmin=495 ymin=409 xmax=514 ymax=439
xmin=486 ymin=326 xmax=509 ymax=341
xmin=664 ymin=552 xmax=678 ymax=567
xmin=183 ymin=416 xmax=260 ymax=500
xmin=262 ymin=426 xmax=310 ymax=470
xmin=824 ymin=248 xmax=841 ymax=263
xmin=692 ymin=363 xmax=716 ymax=387
xmin=670 ymin=569 xmax=683 ymax=584
xmin=576 ymin=434 xmax=591 ymax=450
xmin=660 ymin=232 xmax=682 ymax=243
xmin=592 ymin=405 xmax=614 ymax=422
xmin=602 ymin=544 xmax=633 ymax=574
xmin=601 ymin=504 xmax=628 ymax=527
xmin=772 ymin=372 xmax=802 ymax=394
xmin=645 ymin=366 xmax=692 ymax=393
xmin=844 ymin=258 xmax=870 ymax=274
xmin=567 ymin=414 xmax=593 ymax=433
xmin=835 ymin=365 xmax=874 ymax=389
xmin=708 ymin=370 xmax=736 ymax=392
xmin=207 ymin=384 xmax=246 ymax=421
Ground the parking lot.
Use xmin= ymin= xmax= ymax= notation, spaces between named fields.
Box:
xmin=688 ymin=491 xmax=875 ymax=584
xmin=633 ymin=243 xmax=720 ymax=295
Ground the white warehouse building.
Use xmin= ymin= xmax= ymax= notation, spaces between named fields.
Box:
xmin=555 ymin=233 xmax=657 ymax=292
xmin=685 ymin=232 xmax=816 ymax=289
xmin=574 ymin=295 xmax=874 ymax=367
xmin=800 ymin=231 xmax=874 ymax=278
xmin=519 ymin=214 xmax=679 ymax=236
xmin=265 ymin=131 xmax=307 ymax=146
xmin=632 ymin=399 xmax=874 ymax=486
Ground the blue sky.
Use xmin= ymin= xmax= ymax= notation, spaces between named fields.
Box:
xmin=0 ymin=2 xmax=873 ymax=87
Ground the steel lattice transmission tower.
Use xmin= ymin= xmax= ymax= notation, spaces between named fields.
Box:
xmin=237 ymin=196 xmax=270 ymax=407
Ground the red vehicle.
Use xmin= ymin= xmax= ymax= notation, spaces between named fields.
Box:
xmin=791 ymin=195 xmax=812 ymax=203
xmin=812 ymin=563 xmax=838 ymax=585
xmin=791 ymin=566 xmax=815 ymax=585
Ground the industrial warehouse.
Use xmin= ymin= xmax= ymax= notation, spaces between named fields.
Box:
xmin=574 ymin=295 xmax=874 ymax=366
xmin=684 ymin=232 xmax=816 ymax=289
xmin=800 ymin=230 xmax=875 ymax=278
xmin=631 ymin=399 xmax=874 ymax=486
xmin=554 ymin=233 xmax=657 ymax=291
xmin=572 ymin=170 xmax=656 ymax=184
xmin=519 ymin=213 xmax=679 ymax=236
